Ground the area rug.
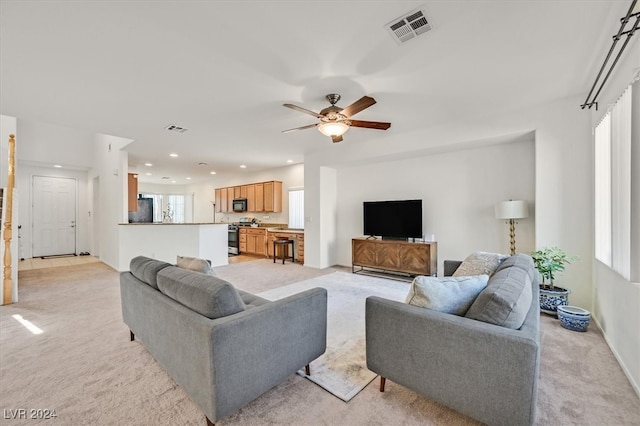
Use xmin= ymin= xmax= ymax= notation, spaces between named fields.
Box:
xmin=257 ymin=271 xmax=409 ymax=402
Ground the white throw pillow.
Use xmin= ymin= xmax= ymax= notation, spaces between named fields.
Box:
xmin=176 ymin=255 xmax=216 ymax=276
xmin=405 ymin=275 xmax=489 ymax=315
xmin=452 ymin=251 xmax=509 ymax=277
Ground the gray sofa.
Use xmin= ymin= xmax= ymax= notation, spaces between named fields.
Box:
xmin=120 ymin=256 xmax=327 ymax=425
xmin=366 ymin=254 xmax=540 ymax=426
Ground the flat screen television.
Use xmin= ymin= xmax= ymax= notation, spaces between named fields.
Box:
xmin=363 ymin=199 xmax=422 ymax=239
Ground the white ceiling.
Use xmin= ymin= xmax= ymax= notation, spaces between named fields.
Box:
xmin=0 ymin=1 xmax=629 ymax=184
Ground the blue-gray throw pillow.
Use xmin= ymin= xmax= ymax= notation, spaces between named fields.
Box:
xmin=129 ymin=256 xmax=172 ymax=290
xmin=157 ymin=266 xmax=245 ymax=319
xmin=405 ymin=275 xmax=489 ymax=315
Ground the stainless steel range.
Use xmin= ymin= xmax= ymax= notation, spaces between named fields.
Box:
xmin=228 ymin=224 xmax=239 ymax=255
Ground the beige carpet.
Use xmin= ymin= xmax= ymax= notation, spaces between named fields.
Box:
xmin=257 ymin=271 xmax=408 ymax=401
xmin=0 ymin=261 xmax=638 ymax=425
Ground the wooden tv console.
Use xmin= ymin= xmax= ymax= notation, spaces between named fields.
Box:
xmin=352 ymin=237 xmax=437 ymax=278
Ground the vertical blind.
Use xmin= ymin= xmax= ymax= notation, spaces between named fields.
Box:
xmin=288 ymin=189 xmax=304 ymax=229
xmin=594 ymin=82 xmax=635 ymax=281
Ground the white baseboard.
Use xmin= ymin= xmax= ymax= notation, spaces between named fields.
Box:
xmin=592 ymin=316 xmax=640 ymax=398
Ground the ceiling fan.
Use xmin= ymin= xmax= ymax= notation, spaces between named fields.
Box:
xmin=282 ymin=94 xmax=391 ymax=143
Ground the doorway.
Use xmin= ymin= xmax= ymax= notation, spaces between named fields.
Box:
xmin=32 ymin=176 xmax=77 ymax=257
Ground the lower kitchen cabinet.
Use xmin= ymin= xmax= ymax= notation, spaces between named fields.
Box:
xmin=239 ymin=228 xmax=266 ymax=256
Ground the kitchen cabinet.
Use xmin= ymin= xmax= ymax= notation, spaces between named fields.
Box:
xmin=263 ymin=181 xmax=282 ymax=212
xmin=219 ymin=188 xmax=229 ymax=213
xmin=128 ymin=173 xmax=138 ymax=212
xmin=247 ymin=184 xmax=256 ymax=212
xmin=227 ymin=189 xmax=234 ymax=212
xmin=239 ymin=228 xmax=266 ymax=256
xmin=213 ymin=180 xmax=282 ymax=213
xmin=267 ymin=230 xmax=304 ymax=263
xmin=214 ymin=189 xmax=221 ymax=213
xmin=255 ymin=183 xmax=264 ymax=211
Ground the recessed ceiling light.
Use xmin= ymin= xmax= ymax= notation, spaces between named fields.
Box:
xmin=171 ymin=180 xmax=176 ymax=183
xmin=210 ymin=171 xmax=216 ymax=175
xmin=144 ymin=163 xmax=153 ymax=167
xmin=169 ymin=153 xmax=178 ymax=157
xmin=53 ymin=164 xmax=62 ymax=168
xmin=186 ymin=177 xmax=191 ymax=180
xmin=287 ymin=159 xmax=293 ymax=163
xmin=198 ymin=162 xmax=208 ymax=166
xmin=145 ymin=173 xmax=152 ymax=176
xmin=240 ymin=165 xmax=247 ymax=168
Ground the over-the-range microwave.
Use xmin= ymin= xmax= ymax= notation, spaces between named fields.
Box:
xmin=232 ymin=198 xmax=247 ymax=212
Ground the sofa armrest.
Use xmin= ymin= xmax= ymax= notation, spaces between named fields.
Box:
xmin=366 ymin=296 xmax=538 ymax=426
xmin=443 ymin=260 xmax=462 ymax=276
xmin=208 ymin=287 xmax=327 ymax=420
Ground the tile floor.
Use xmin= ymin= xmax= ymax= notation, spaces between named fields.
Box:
xmin=18 ymin=255 xmax=100 ymax=271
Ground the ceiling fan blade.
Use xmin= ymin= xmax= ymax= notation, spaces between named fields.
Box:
xmin=340 ymin=96 xmax=376 ymax=117
xmin=349 ymin=120 xmax=391 ymax=130
xmin=283 ymin=103 xmax=323 ymax=119
xmin=282 ymin=123 xmax=319 ymax=133
xmin=331 ymin=135 xmax=344 ymax=143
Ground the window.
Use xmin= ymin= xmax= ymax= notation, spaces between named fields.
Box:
xmin=166 ymin=194 xmax=185 ymax=223
xmin=288 ymin=189 xmax=304 ymax=229
xmin=594 ymin=82 xmax=636 ymax=281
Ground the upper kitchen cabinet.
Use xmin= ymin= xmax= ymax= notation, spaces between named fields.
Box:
xmin=214 ymin=181 xmax=282 ymax=213
xmin=263 ymin=181 xmax=282 ymax=212
xmin=128 ymin=173 xmax=138 ymax=212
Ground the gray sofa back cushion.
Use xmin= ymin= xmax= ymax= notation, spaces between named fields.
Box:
xmin=130 ymin=256 xmax=173 ymax=290
xmin=465 ymin=264 xmax=533 ymax=329
xmin=157 ymin=266 xmax=246 ymax=319
xmin=494 ymin=253 xmax=538 ymax=285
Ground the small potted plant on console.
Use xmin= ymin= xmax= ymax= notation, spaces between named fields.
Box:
xmin=531 ymin=246 xmax=578 ymax=316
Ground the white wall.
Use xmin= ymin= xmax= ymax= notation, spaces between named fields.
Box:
xmin=589 ymin=35 xmax=640 ymax=396
xmin=335 ymin=139 xmax=536 ymax=272
xmin=17 ymin=119 xmax=93 ymax=168
xmin=88 ymin=134 xmax=133 ymax=270
xmin=16 ymin=164 xmax=90 ymax=259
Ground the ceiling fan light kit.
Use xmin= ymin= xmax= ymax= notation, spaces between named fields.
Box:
xmin=318 ymin=121 xmax=349 ymax=137
xmin=282 ymin=93 xmax=391 ymax=143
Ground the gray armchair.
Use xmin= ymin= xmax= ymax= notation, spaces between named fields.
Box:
xmin=366 ymin=255 xmax=540 ymax=426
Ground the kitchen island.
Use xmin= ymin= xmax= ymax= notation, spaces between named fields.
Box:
xmin=118 ymin=223 xmax=228 ymax=271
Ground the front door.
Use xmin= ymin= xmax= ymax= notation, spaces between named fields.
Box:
xmin=32 ymin=176 xmax=76 ymax=257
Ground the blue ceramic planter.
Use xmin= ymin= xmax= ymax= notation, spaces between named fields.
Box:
xmin=557 ymin=305 xmax=591 ymax=332
xmin=539 ymin=286 xmax=570 ymax=315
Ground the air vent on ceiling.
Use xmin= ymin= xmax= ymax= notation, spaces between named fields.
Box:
xmin=165 ymin=124 xmax=188 ymax=133
xmin=385 ymin=7 xmax=431 ymax=45
xmin=161 ymin=176 xmax=171 ymax=180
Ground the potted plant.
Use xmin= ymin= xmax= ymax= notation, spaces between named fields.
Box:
xmin=530 ymin=247 xmax=578 ymax=316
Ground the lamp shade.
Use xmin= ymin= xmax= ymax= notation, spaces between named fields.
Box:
xmin=318 ymin=121 xmax=349 ymax=137
xmin=495 ymin=200 xmax=528 ymax=219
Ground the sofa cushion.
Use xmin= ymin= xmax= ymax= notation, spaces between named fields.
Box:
xmin=157 ymin=266 xmax=246 ymax=319
xmin=129 ymin=256 xmax=172 ymax=290
xmin=405 ymin=275 xmax=489 ymax=315
xmin=452 ymin=251 xmax=508 ymax=277
xmin=494 ymin=253 xmax=538 ymax=285
xmin=465 ymin=264 xmax=532 ymax=329
xmin=176 ymin=255 xmax=216 ymax=276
